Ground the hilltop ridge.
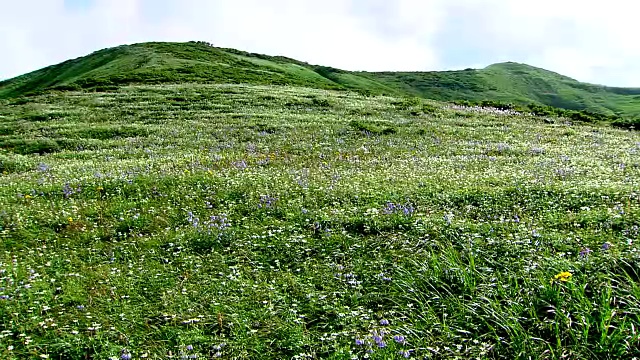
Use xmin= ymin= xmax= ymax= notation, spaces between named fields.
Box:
xmin=1 ymin=41 xmax=640 ymax=118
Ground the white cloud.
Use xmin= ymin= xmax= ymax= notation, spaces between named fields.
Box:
xmin=0 ymin=0 xmax=640 ymax=86
xmin=0 ymin=0 xmax=439 ymax=80
xmin=430 ymin=0 xmax=640 ymax=86
xmin=134 ymin=0 xmax=440 ymax=71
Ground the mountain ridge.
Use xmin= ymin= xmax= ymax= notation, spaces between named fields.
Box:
xmin=2 ymin=41 xmax=640 ymax=119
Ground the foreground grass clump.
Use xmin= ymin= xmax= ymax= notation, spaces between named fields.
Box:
xmin=0 ymin=84 xmax=640 ymax=359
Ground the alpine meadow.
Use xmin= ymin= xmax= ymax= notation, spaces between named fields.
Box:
xmin=1 ymin=41 xmax=640 ymax=359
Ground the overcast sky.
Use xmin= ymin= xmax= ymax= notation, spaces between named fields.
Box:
xmin=2 ymin=0 xmax=639 ymax=86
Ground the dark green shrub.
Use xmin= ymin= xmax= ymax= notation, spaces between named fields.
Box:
xmin=392 ymin=97 xmax=422 ymax=110
xmin=9 ymin=97 xmax=31 ymax=106
xmin=422 ymin=104 xmax=439 ymax=114
xmin=349 ymin=120 xmax=397 ymax=135
xmin=568 ymin=111 xmax=597 ymax=123
xmin=527 ymin=104 xmax=557 ymax=116
xmin=0 ymin=125 xmax=16 ymax=136
xmin=55 ymin=139 xmax=103 ymax=151
xmin=248 ymin=123 xmax=279 ymax=134
xmin=611 ymin=117 xmax=640 ymax=130
xmin=21 ymin=112 xmax=68 ymax=122
xmin=0 ymin=139 xmax=60 ymax=154
xmin=52 ymin=83 xmax=82 ymax=91
xmin=65 ymin=126 xmax=149 ymax=140
xmin=311 ymin=97 xmax=332 ymax=107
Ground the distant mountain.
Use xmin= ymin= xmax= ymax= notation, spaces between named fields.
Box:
xmin=2 ymin=41 xmax=640 ymax=118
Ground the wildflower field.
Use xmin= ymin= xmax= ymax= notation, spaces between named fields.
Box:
xmin=0 ymin=84 xmax=639 ymax=359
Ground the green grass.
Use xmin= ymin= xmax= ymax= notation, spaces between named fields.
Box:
xmin=2 ymin=42 xmax=640 ymax=121
xmin=0 ymin=83 xmax=639 ymax=359
xmin=362 ymin=62 xmax=640 ymax=118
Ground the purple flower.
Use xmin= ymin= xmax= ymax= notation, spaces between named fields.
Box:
xmin=377 ymin=341 xmax=386 ymax=348
xmin=382 ymin=202 xmax=414 ymax=216
xmin=206 ymin=215 xmax=230 ymax=231
xmin=120 ymin=351 xmax=132 ymax=360
xmin=579 ymin=247 xmax=592 ymax=258
xmin=232 ymin=160 xmax=248 ymax=170
xmin=602 ymin=242 xmax=612 ymax=251
xmin=258 ymin=195 xmax=278 ymax=209
xmin=187 ymin=212 xmax=200 ymax=229
xmin=355 ymin=339 xmax=365 ymax=346
xmin=379 ymin=319 xmax=390 ymax=326
xmin=393 ymin=335 xmax=406 ymax=344
xmin=382 ymin=202 xmax=397 ymax=215
xmin=63 ymin=183 xmax=74 ymax=198
xmin=186 ymin=345 xmax=194 ymax=351
xmin=399 ymin=350 xmax=411 ymax=358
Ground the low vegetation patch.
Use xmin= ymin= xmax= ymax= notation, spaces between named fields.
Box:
xmin=59 ymin=125 xmax=150 ymax=140
xmin=0 ymin=138 xmax=61 ymax=154
xmin=349 ymin=119 xmax=398 ymax=135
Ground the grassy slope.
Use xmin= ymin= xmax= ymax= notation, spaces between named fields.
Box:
xmin=2 ymin=42 xmax=640 ymax=118
xmin=363 ymin=62 xmax=640 ymax=117
xmin=1 ymin=84 xmax=640 ymax=359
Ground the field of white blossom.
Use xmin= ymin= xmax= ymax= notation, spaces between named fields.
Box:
xmin=1 ymin=84 xmax=639 ymax=359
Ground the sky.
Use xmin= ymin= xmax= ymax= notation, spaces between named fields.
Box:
xmin=1 ymin=0 xmax=639 ymax=86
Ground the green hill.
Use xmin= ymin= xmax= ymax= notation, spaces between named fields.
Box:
xmin=2 ymin=41 xmax=640 ymax=119
xmin=363 ymin=62 xmax=640 ymax=117
xmin=0 ymin=42 xmax=344 ymax=98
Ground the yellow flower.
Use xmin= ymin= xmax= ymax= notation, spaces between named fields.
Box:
xmin=96 ymin=186 xmax=104 ymax=192
xmin=67 ymin=217 xmax=73 ymax=223
xmin=553 ymin=271 xmax=572 ymax=283
xmin=24 ymin=195 xmax=32 ymax=200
